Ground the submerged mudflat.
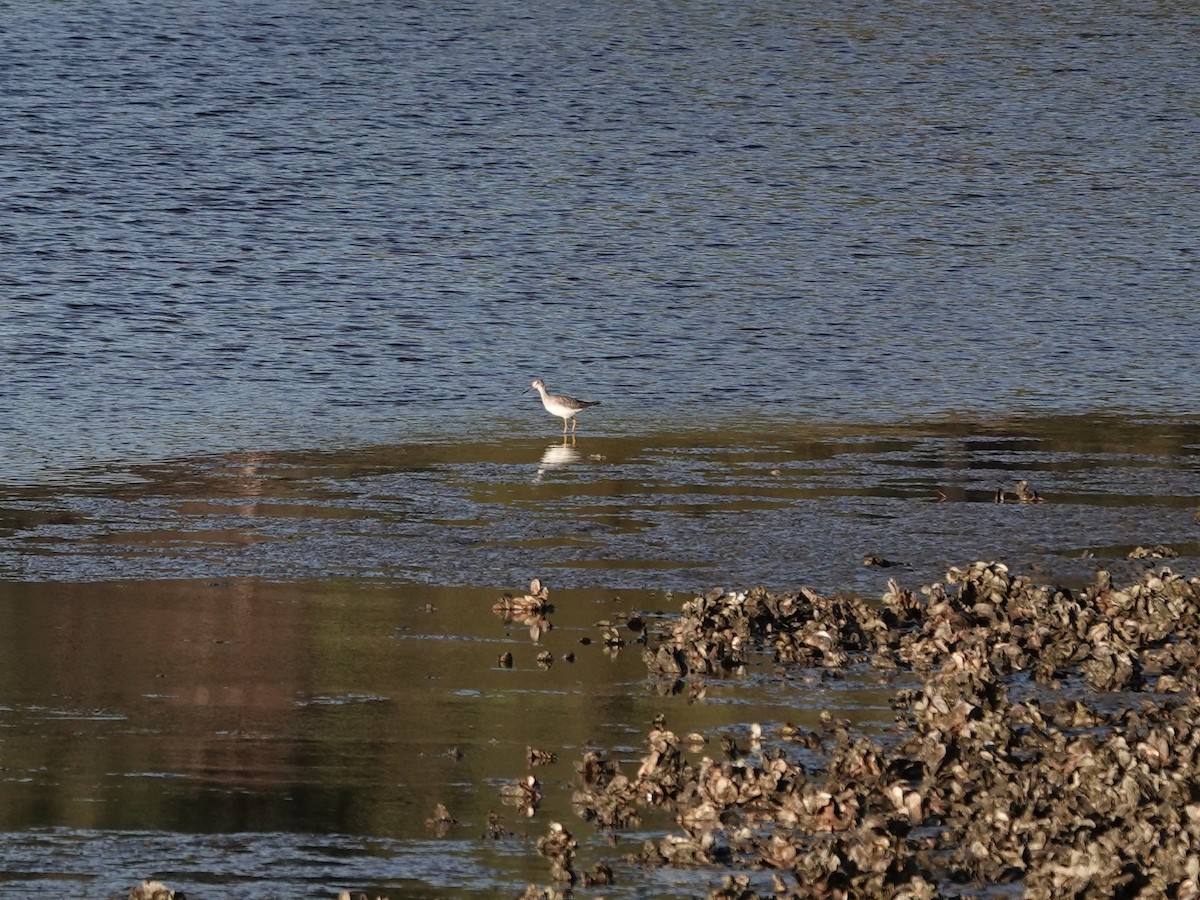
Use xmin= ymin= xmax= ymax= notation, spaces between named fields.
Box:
xmin=0 ymin=418 xmax=1196 ymax=897
xmin=3 ymin=416 xmax=1197 ymax=591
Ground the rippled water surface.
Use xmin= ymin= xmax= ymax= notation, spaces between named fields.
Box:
xmin=2 ymin=0 xmax=1198 ymax=481
xmin=1 ymin=0 xmax=1198 ymax=895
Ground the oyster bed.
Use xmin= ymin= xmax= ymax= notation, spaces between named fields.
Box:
xmin=522 ymin=561 xmax=1200 ymax=899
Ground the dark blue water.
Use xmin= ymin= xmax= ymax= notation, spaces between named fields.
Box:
xmin=2 ymin=0 xmax=1197 ymax=483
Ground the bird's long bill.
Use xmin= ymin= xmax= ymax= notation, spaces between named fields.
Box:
xmin=522 ymin=386 xmax=533 ymax=394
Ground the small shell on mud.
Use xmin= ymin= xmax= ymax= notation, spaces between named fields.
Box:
xmin=1128 ymin=544 xmax=1178 ymax=559
xmin=1015 ymin=479 xmax=1043 ymax=502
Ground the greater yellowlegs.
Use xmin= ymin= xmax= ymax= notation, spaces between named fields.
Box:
xmin=525 ymin=378 xmax=600 ymax=433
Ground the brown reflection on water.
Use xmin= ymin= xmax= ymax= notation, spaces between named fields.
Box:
xmin=0 ymin=579 xmax=303 ymax=830
xmin=0 ymin=577 xmax=887 ymax=841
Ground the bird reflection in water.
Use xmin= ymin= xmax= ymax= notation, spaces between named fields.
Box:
xmin=535 ymin=436 xmax=583 ymax=482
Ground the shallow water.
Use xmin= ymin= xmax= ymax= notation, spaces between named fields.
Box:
xmin=0 ymin=576 xmax=897 ymax=897
xmin=0 ymin=417 xmax=1197 ymax=895
xmin=2 ymin=417 xmax=1196 ymax=593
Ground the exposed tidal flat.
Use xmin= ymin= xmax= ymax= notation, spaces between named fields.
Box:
xmin=0 ymin=417 xmax=1197 ymax=897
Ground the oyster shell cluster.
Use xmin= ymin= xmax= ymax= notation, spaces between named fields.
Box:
xmin=567 ymin=562 xmax=1200 ymax=897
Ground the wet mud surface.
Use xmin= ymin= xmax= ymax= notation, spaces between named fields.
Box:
xmin=2 ymin=417 xmax=1197 ymax=593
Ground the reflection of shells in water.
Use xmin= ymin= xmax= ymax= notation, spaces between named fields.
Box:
xmin=500 ymin=775 xmax=542 ymax=817
xmin=536 ymin=821 xmax=577 ymax=883
xmin=493 ymin=579 xmax=555 ymax=640
xmin=490 ymin=610 xmax=551 ymax=641
xmin=527 ymin=746 xmax=558 ymax=766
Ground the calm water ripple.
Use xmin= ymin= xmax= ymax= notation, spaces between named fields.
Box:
xmin=2 ymin=0 xmax=1197 ymax=483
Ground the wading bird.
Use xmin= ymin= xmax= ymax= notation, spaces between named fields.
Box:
xmin=525 ymin=378 xmax=601 ymax=433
